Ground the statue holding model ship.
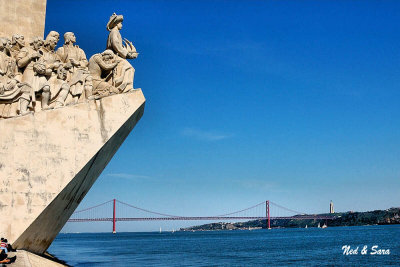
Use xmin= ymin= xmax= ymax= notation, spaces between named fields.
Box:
xmin=106 ymin=13 xmax=138 ymax=93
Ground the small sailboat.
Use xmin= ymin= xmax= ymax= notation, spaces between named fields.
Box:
xmin=172 ymin=228 xmax=175 ymax=233
xmin=305 ymin=225 xmax=308 ymax=229
xmin=159 ymin=227 xmax=162 ymax=233
xmin=322 ymin=224 xmax=327 ymax=229
xmin=317 ymin=223 xmax=321 ymax=228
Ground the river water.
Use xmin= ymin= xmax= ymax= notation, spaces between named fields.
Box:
xmin=48 ymin=225 xmax=399 ymax=266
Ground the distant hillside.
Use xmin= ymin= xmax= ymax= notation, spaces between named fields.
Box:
xmin=180 ymin=207 xmax=400 ymax=231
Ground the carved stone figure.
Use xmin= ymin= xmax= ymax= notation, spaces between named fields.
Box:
xmin=0 ymin=37 xmax=21 ymax=82
xmin=52 ymin=65 xmax=70 ymax=108
xmin=0 ymin=14 xmax=140 ymax=119
xmin=106 ymin=13 xmax=138 ymax=92
xmin=9 ymin=34 xmax=25 ymax=58
xmin=57 ymin=32 xmax=93 ymax=101
xmin=40 ymin=35 xmax=70 ymax=108
xmin=88 ymin=49 xmax=120 ymax=98
xmin=2 ymin=37 xmax=12 ymax=56
xmin=0 ymin=37 xmax=32 ymax=117
xmin=45 ymin=30 xmax=60 ymax=44
xmin=16 ymin=36 xmax=50 ymax=110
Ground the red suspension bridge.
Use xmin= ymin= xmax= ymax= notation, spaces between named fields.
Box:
xmin=67 ymin=199 xmax=335 ymax=233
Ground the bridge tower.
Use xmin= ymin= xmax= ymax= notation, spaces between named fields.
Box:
xmin=113 ymin=199 xmax=116 ymax=234
xmin=266 ymin=200 xmax=271 ymax=229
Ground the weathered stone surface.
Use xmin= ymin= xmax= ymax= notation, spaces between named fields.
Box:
xmin=0 ymin=90 xmax=145 ymax=254
xmin=0 ymin=0 xmax=47 ymax=41
xmin=8 ymin=250 xmax=66 ymax=267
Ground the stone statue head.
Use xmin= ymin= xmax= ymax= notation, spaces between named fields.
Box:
xmin=56 ymin=65 xmax=68 ymax=80
xmin=33 ymin=61 xmax=46 ymax=75
xmin=0 ymin=37 xmax=8 ymax=51
xmin=63 ymin=32 xmax=76 ymax=45
xmin=106 ymin=13 xmax=124 ymax=31
xmin=101 ymin=49 xmax=114 ymax=61
xmin=4 ymin=38 xmax=11 ymax=50
xmin=44 ymin=36 xmax=58 ymax=51
xmin=0 ymin=38 xmax=12 ymax=55
xmin=30 ymin=37 xmax=44 ymax=51
xmin=11 ymin=34 xmax=25 ymax=48
xmin=45 ymin=31 xmax=60 ymax=43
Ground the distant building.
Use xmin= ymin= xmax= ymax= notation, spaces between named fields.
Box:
xmin=330 ymin=200 xmax=335 ymax=214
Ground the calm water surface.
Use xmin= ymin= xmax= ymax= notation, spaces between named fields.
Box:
xmin=49 ymin=225 xmax=399 ymax=266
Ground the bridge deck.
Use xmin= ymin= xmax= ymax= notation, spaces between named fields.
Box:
xmin=68 ymin=216 xmax=335 ymax=222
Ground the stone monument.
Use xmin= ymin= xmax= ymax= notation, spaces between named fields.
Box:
xmin=0 ymin=1 xmax=145 ymax=256
xmin=0 ymin=0 xmax=47 ymax=41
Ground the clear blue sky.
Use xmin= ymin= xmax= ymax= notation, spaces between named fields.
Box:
xmin=45 ymin=0 xmax=400 ymax=232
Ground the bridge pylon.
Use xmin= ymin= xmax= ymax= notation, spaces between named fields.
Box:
xmin=112 ymin=199 xmax=116 ymax=234
xmin=266 ymin=200 xmax=271 ymax=229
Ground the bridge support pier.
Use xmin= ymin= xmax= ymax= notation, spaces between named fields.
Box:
xmin=113 ymin=199 xmax=116 ymax=234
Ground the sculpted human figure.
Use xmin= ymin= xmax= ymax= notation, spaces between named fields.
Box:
xmin=16 ymin=36 xmax=51 ymax=110
xmin=40 ymin=35 xmax=70 ymax=108
xmin=45 ymin=31 xmax=60 ymax=44
xmin=2 ymin=37 xmax=12 ymax=56
xmin=0 ymin=38 xmax=18 ymax=79
xmin=88 ymin=49 xmax=120 ymax=98
xmin=9 ymin=34 xmax=25 ymax=58
xmin=57 ymin=32 xmax=93 ymax=101
xmin=0 ymin=37 xmax=32 ymax=117
xmin=106 ymin=13 xmax=138 ymax=92
xmin=51 ymin=65 xmax=70 ymax=108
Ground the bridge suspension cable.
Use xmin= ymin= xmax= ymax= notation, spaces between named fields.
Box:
xmin=269 ymin=201 xmax=305 ymax=215
xmin=72 ymin=200 xmax=113 ymax=214
xmin=215 ymin=201 xmax=265 ymax=217
xmin=116 ymin=200 xmax=182 ymax=218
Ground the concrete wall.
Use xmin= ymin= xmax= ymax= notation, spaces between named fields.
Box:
xmin=0 ymin=90 xmax=145 ymax=254
xmin=0 ymin=0 xmax=47 ymax=40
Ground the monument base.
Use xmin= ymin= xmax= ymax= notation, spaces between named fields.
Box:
xmin=0 ymin=90 xmax=145 ymax=254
